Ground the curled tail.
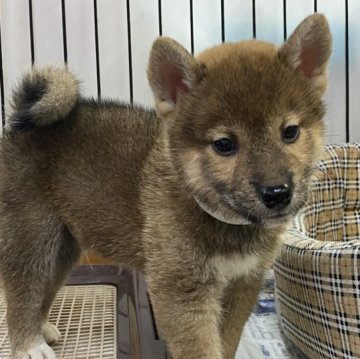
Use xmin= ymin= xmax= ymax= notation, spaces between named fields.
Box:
xmin=9 ymin=66 xmax=79 ymax=130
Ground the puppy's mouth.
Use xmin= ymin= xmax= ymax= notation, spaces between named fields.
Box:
xmin=194 ymin=186 xmax=306 ymax=227
xmin=252 ymin=213 xmax=293 ymax=227
xmin=226 ymin=201 xmax=293 ymax=226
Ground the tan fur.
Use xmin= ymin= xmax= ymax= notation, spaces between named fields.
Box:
xmin=211 ymin=253 xmax=260 ymax=283
xmin=0 ymin=14 xmax=331 ymax=359
xmin=196 ymin=40 xmax=278 ymax=67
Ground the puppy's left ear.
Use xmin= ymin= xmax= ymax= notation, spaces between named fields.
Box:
xmin=279 ymin=14 xmax=332 ymax=96
xmin=147 ymin=37 xmax=205 ymax=118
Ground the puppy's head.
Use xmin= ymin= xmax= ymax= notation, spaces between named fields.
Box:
xmin=147 ymin=14 xmax=331 ymax=227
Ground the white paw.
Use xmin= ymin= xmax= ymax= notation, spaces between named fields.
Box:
xmin=20 ymin=342 xmax=56 ymax=359
xmin=42 ymin=322 xmax=61 ymax=344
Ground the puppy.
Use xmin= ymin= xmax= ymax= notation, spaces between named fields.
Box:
xmin=0 ymin=14 xmax=331 ymax=359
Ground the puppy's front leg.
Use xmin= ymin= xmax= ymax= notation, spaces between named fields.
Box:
xmin=146 ymin=271 xmax=223 ymax=359
xmin=221 ymin=277 xmax=263 ymax=359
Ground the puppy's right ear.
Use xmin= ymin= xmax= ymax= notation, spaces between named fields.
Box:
xmin=279 ymin=14 xmax=332 ymax=96
xmin=147 ymin=37 xmax=205 ymax=118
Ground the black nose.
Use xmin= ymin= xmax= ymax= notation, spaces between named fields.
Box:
xmin=257 ymin=185 xmax=292 ymax=210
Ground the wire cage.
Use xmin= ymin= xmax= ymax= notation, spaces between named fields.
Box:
xmin=0 ymin=0 xmax=359 ymax=143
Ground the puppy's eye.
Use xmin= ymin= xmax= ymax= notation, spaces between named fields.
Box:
xmin=282 ymin=125 xmax=300 ymax=143
xmin=212 ymin=138 xmax=237 ymax=156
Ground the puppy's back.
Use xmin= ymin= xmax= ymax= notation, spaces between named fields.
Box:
xmin=2 ymin=66 xmax=161 ymax=189
xmin=0 ymin=67 xmax=162 ymax=267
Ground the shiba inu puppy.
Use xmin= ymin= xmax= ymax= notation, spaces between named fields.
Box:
xmin=0 ymin=14 xmax=331 ymax=359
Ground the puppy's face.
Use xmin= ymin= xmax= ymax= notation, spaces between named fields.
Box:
xmin=148 ymin=14 xmax=331 ymax=227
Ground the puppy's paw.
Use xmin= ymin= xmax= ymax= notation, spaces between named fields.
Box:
xmin=42 ymin=322 xmax=61 ymax=344
xmin=19 ymin=342 xmax=56 ymax=359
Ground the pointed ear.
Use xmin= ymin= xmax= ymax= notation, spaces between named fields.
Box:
xmin=147 ymin=37 xmax=205 ymax=118
xmin=279 ymin=14 xmax=332 ymax=96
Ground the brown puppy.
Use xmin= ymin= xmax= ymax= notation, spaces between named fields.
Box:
xmin=0 ymin=14 xmax=331 ymax=359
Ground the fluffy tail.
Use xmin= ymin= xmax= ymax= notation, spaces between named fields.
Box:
xmin=9 ymin=66 xmax=79 ymax=130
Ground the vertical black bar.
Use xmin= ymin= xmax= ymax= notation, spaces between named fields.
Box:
xmin=221 ymin=0 xmax=225 ymax=42
xmin=314 ymin=0 xmax=317 ymax=13
xmin=345 ymin=0 xmax=349 ymax=142
xmin=126 ymin=0 xmax=133 ymax=103
xmin=283 ymin=0 xmax=287 ymax=41
xmin=252 ymin=0 xmax=256 ymax=39
xmin=93 ymin=0 xmax=101 ymax=99
xmin=158 ymin=0 xmax=162 ymax=36
xmin=28 ymin=0 xmax=35 ymax=65
xmin=61 ymin=0 xmax=68 ymax=63
xmin=0 ymin=19 xmax=5 ymax=128
xmin=190 ymin=0 xmax=194 ymax=55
